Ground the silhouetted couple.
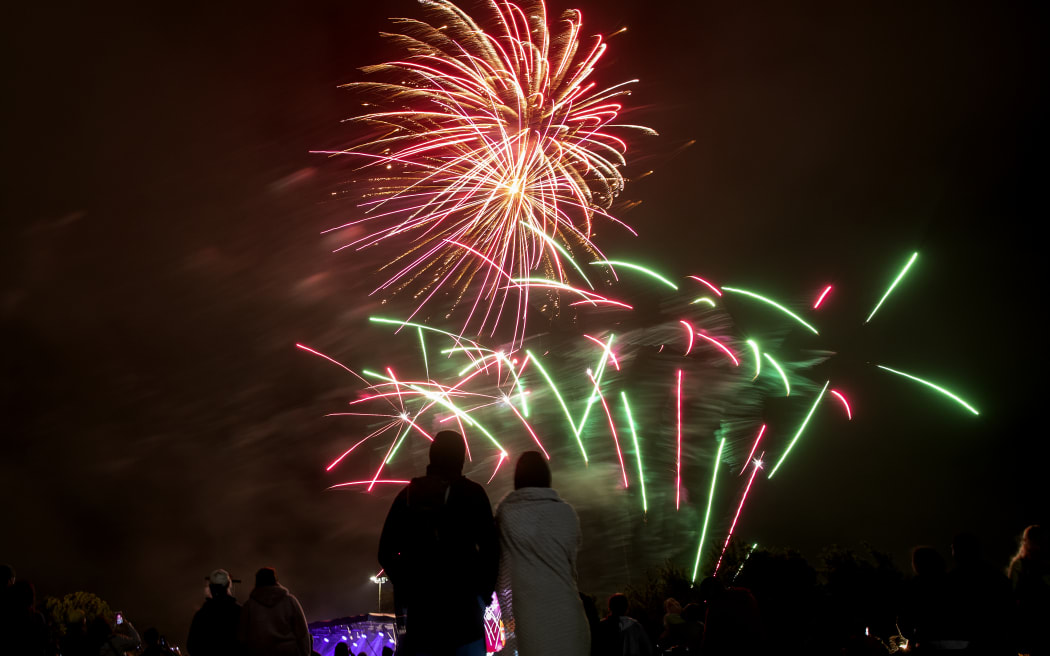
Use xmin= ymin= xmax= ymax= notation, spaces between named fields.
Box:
xmin=189 ymin=566 xmax=311 ymax=656
xmin=379 ymin=431 xmax=589 ymax=656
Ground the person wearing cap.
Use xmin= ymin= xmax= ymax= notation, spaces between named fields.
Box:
xmin=238 ymin=567 xmax=312 ymax=656
xmin=188 ymin=568 xmax=243 ymax=656
xmin=378 ymin=430 xmax=500 ymax=656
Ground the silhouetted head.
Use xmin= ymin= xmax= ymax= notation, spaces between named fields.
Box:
xmin=608 ymin=593 xmax=629 ymax=616
xmin=207 ymin=568 xmax=234 ymax=597
xmin=664 ymin=597 xmax=682 ymax=614
xmin=911 ymin=546 xmax=946 ymax=577
xmin=11 ymin=580 xmax=35 ymax=610
xmin=143 ymin=628 xmax=161 ymax=646
xmin=429 ymin=431 xmax=466 ymax=475
xmin=1021 ymin=524 xmax=1045 ymax=557
xmin=514 ymin=451 xmax=551 ymax=489
xmin=382 ymin=647 xmax=394 ymax=656
xmin=951 ymin=532 xmax=982 ymax=564
xmin=698 ymin=576 xmax=726 ymax=603
xmin=88 ymin=616 xmax=112 ymax=642
xmin=0 ymin=564 xmax=14 ymax=586
xmin=681 ymin=603 xmax=703 ymax=623
xmin=333 ymin=643 xmax=350 ymax=656
xmin=255 ymin=567 xmax=278 ymax=587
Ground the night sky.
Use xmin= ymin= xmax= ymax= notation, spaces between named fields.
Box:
xmin=4 ymin=0 xmax=1046 ymax=647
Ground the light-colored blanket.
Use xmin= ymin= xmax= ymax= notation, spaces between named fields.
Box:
xmin=497 ymin=487 xmax=590 ymax=656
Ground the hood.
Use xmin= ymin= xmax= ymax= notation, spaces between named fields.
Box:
xmin=250 ymin=584 xmax=289 ymax=608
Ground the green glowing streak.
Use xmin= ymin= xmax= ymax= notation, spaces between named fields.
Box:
xmin=865 ymin=252 xmax=918 ymax=324
xmin=526 ymin=351 xmax=586 ymax=462
xmin=768 ymin=381 xmax=830 ymax=479
xmin=370 ymin=317 xmax=478 ymax=346
xmin=519 ymin=221 xmax=594 ymax=289
xmin=362 ymin=369 xmax=507 ymax=454
xmin=734 ymin=543 xmax=759 ymax=580
xmin=590 ymin=260 xmax=679 ymax=291
xmin=691 ymin=296 xmax=716 ymax=307
xmin=747 ymin=340 xmax=761 ymax=380
xmin=720 ymin=287 xmax=819 ymax=335
xmin=384 ymin=422 xmax=413 ymax=464
xmin=417 ymin=327 xmax=428 ymax=379
xmin=441 ymin=346 xmax=495 ymax=355
xmin=877 ymin=365 xmax=979 ymax=415
xmin=574 ymin=335 xmax=616 ymax=439
xmin=692 ymin=437 xmax=726 ymax=581
xmin=763 ymin=353 xmax=790 ymax=396
xmin=620 ymin=391 xmax=648 ymax=514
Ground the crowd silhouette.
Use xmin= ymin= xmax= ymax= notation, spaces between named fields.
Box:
xmin=1 ymin=432 xmax=1046 ymax=655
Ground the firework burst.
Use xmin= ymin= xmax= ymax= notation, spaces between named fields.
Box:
xmin=318 ymin=0 xmax=654 ymax=344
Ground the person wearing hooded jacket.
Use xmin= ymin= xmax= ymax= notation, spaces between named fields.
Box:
xmin=237 ymin=567 xmax=312 ymax=656
xmin=378 ymin=430 xmax=500 ymax=656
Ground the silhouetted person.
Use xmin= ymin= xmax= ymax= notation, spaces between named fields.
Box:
xmin=333 ymin=642 xmax=350 ymax=656
xmin=497 ymin=451 xmax=589 ymax=655
xmin=0 ymin=564 xmax=14 ymax=627
xmin=659 ymin=598 xmax=686 ymax=651
xmin=189 ymin=569 xmax=243 ymax=656
xmin=95 ymin=612 xmax=142 ymax=656
xmin=596 ymin=593 xmax=652 ymax=656
xmin=946 ymin=533 xmax=1012 ymax=654
xmin=899 ymin=546 xmax=956 ymax=653
xmin=378 ymin=431 xmax=499 ymax=656
xmin=680 ymin=603 xmax=704 ymax=654
xmin=60 ymin=611 xmax=93 ymax=656
xmin=238 ymin=567 xmax=312 ymax=656
xmin=0 ymin=579 xmax=48 ymax=656
xmin=579 ymin=593 xmax=601 ymax=656
xmin=142 ymin=627 xmax=176 ymax=656
xmin=1008 ymin=525 xmax=1049 ymax=656
xmin=698 ymin=576 xmax=761 ymax=656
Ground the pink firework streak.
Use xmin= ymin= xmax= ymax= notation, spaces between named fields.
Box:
xmin=676 ymin=369 xmax=683 ymax=510
xmin=739 ymin=424 xmax=767 ymax=476
xmin=584 ymin=334 xmax=621 ymax=370
xmin=830 ymin=389 xmax=853 ymax=419
xmin=813 ymin=285 xmax=833 ymax=309
xmin=589 ymin=372 xmax=629 ymax=488
xmin=328 ymin=480 xmax=410 ymax=489
xmin=322 ymin=0 xmax=654 ymax=343
xmin=695 ymin=332 xmax=740 ymax=366
xmin=679 ymin=320 xmax=696 ymax=356
xmin=487 ymin=452 xmax=508 ymax=484
xmin=688 ymin=275 xmax=723 ymax=296
xmin=714 ymin=453 xmax=764 ymax=574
